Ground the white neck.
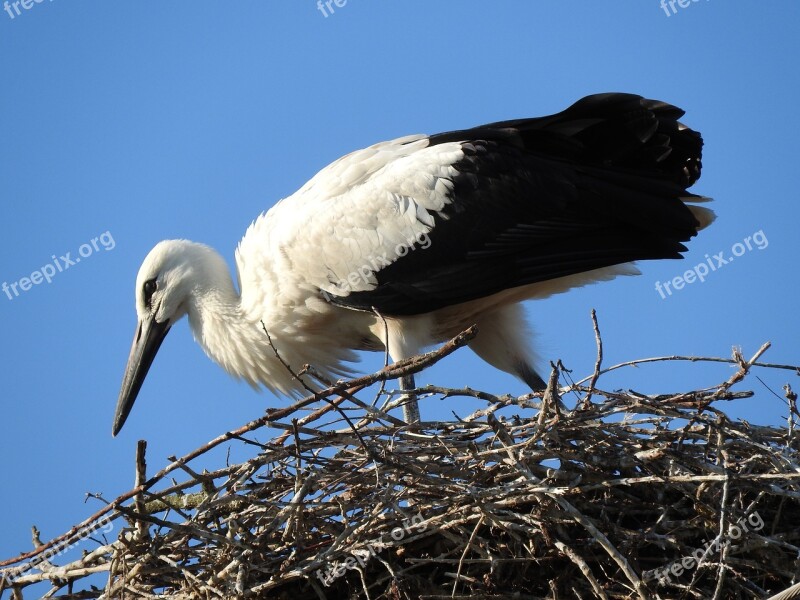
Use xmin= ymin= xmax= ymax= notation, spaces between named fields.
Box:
xmin=179 ymin=248 xmax=286 ymax=393
xmin=169 ymin=241 xmax=368 ymax=400
xmin=181 ymin=247 xmax=338 ymax=397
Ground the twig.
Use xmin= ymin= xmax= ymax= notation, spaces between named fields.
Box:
xmin=133 ymin=440 xmax=148 ymax=541
xmin=584 ymin=308 xmax=603 ymax=407
xmin=573 ymin=344 xmax=796 ymax=386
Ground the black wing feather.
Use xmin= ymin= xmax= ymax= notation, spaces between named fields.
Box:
xmin=329 ymin=93 xmax=706 ymax=316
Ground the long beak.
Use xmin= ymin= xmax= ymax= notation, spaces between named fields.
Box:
xmin=113 ymin=316 xmax=171 ymax=436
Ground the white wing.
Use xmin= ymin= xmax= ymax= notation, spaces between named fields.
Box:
xmin=236 ymin=134 xmax=463 ymax=316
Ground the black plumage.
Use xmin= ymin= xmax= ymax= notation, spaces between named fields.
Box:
xmin=331 ymin=93 xmax=707 ymax=316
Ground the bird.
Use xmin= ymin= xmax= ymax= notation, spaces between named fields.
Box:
xmin=113 ymin=92 xmax=713 ymax=436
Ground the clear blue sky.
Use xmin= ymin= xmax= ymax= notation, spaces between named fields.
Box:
xmin=1 ymin=1 xmax=798 ymax=583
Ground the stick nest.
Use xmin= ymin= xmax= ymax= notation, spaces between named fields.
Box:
xmin=2 ymin=327 xmax=800 ymax=599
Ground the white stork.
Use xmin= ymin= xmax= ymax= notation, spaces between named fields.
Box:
xmin=112 ymin=92 xmax=713 ymax=435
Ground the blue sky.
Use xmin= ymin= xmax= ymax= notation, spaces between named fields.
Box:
xmin=1 ymin=1 xmax=799 ymax=586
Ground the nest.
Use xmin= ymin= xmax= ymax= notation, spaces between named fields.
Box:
xmin=2 ymin=324 xmax=800 ymax=600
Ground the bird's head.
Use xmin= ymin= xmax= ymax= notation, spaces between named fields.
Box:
xmin=113 ymin=239 xmax=222 ymax=436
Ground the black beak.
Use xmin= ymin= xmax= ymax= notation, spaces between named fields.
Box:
xmin=113 ymin=316 xmax=171 ymax=436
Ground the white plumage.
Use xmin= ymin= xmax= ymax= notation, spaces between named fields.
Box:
xmin=113 ymin=93 xmax=713 ymax=435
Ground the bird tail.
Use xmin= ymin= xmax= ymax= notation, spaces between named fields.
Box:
xmin=496 ymin=93 xmax=703 ymax=187
xmin=502 ymin=92 xmax=714 ymax=239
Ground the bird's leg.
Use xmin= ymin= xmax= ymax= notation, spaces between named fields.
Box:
xmin=399 ymin=373 xmax=420 ymax=423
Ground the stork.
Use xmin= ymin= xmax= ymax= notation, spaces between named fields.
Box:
xmin=112 ymin=92 xmax=713 ymax=435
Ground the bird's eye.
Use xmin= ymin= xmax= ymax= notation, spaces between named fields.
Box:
xmin=142 ymin=279 xmax=158 ymax=305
